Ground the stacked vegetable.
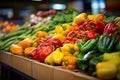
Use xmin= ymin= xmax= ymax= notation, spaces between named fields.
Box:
xmin=0 ymin=9 xmax=79 ymax=52
xmin=0 ymin=21 xmax=20 ymax=37
xmin=0 ymin=9 xmax=120 ymax=80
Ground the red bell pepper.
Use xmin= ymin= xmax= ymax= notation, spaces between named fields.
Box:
xmin=48 ymin=38 xmax=63 ymax=49
xmin=94 ymin=21 xmax=105 ymax=34
xmin=83 ymin=20 xmax=95 ymax=30
xmin=80 ymin=30 xmax=100 ymax=41
xmin=73 ymin=25 xmax=83 ymax=31
xmin=39 ymin=36 xmax=63 ymax=49
xmin=28 ymin=48 xmax=40 ymax=60
xmin=65 ymin=30 xmax=79 ymax=43
xmin=39 ymin=45 xmax=53 ymax=62
xmin=83 ymin=20 xmax=105 ymax=34
xmin=103 ymin=22 xmax=117 ymax=34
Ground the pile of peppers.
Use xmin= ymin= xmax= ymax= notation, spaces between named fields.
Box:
xmin=17 ymin=13 xmax=120 ymax=80
xmin=28 ymin=36 xmax=63 ymax=62
xmin=74 ymin=15 xmax=120 ymax=80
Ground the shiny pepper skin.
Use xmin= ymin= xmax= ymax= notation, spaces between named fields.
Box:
xmin=10 ymin=44 xmax=23 ymax=55
xmin=96 ymin=61 xmax=117 ymax=80
xmin=62 ymin=56 xmax=77 ymax=70
xmin=61 ymin=43 xmax=79 ymax=56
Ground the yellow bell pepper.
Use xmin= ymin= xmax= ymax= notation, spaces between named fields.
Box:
xmin=73 ymin=13 xmax=87 ymax=26
xmin=103 ymin=51 xmax=120 ymax=66
xmin=61 ymin=43 xmax=79 ymax=56
xmin=114 ymin=17 xmax=120 ymax=26
xmin=87 ymin=14 xmax=106 ymax=22
xmin=87 ymin=14 xmax=96 ymax=21
xmin=101 ymin=51 xmax=120 ymax=80
xmin=55 ymin=23 xmax=73 ymax=36
xmin=18 ymin=38 xmax=36 ymax=50
xmin=52 ymin=34 xmax=66 ymax=42
xmin=10 ymin=44 xmax=23 ymax=55
xmin=44 ymin=48 xmax=64 ymax=65
xmin=96 ymin=61 xmax=117 ymax=80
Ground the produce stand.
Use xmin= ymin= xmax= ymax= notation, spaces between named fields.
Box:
xmin=0 ymin=9 xmax=120 ymax=80
xmin=0 ymin=51 xmax=99 ymax=80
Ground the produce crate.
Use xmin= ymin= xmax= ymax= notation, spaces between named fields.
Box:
xmin=11 ymin=53 xmax=33 ymax=77
xmin=0 ymin=51 xmax=12 ymax=66
xmin=0 ymin=51 xmax=99 ymax=80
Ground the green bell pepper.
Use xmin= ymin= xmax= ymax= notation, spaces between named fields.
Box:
xmin=98 ymin=33 xmax=118 ymax=53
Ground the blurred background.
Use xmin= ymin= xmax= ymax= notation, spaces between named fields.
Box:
xmin=0 ymin=0 xmax=120 ymax=25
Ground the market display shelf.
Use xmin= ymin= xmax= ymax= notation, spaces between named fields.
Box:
xmin=0 ymin=51 xmax=99 ymax=80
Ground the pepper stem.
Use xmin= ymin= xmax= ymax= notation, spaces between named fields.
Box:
xmin=70 ymin=48 xmax=75 ymax=55
xmin=64 ymin=60 xmax=69 ymax=66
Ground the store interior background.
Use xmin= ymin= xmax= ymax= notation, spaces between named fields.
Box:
xmin=0 ymin=0 xmax=120 ymax=25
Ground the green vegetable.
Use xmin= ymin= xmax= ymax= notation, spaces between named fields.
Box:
xmin=98 ymin=33 xmax=118 ymax=53
xmin=0 ymin=29 xmax=27 ymax=41
xmin=76 ymin=50 xmax=101 ymax=71
xmin=80 ymin=38 xmax=98 ymax=54
xmin=88 ymin=56 xmax=102 ymax=76
xmin=77 ymin=40 xmax=85 ymax=50
xmin=117 ymin=65 xmax=120 ymax=80
xmin=53 ymin=8 xmax=79 ymax=24
xmin=76 ymin=53 xmax=87 ymax=71
xmin=115 ymin=40 xmax=120 ymax=51
xmin=104 ymin=16 xmax=116 ymax=23
xmin=1 ymin=38 xmax=21 ymax=51
xmin=53 ymin=12 xmax=65 ymax=23
xmin=4 ymin=39 xmax=21 ymax=51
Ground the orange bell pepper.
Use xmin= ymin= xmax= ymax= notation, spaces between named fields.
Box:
xmin=18 ymin=38 xmax=35 ymax=50
xmin=10 ymin=44 xmax=23 ymax=55
xmin=62 ymin=56 xmax=77 ymax=69
xmin=36 ymin=31 xmax=48 ymax=41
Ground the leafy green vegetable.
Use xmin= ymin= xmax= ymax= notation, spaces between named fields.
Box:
xmin=104 ymin=16 xmax=117 ymax=23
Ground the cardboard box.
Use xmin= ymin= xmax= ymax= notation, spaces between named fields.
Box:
xmin=11 ymin=54 xmax=32 ymax=77
xmin=32 ymin=61 xmax=54 ymax=80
